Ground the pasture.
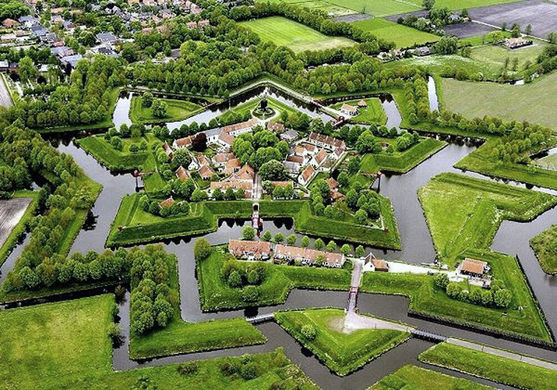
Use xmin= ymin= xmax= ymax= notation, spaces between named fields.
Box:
xmin=239 ymin=16 xmax=355 ymax=53
xmin=441 ymin=72 xmax=557 ymax=129
xmin=469 ymin=43 xmax=546 ymax=74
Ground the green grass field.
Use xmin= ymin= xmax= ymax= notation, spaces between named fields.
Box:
xmin=359 ymin=137 xmax=446 ymax=173
xmin=369 ymin=364 xmax=492 ymax=390
xmin=530 ymin=225 xmax=557 ymax=274
xmin=352 ymin=18 xmax=439 ymax=48
xmin=328 ymin=0 xmax=419 ymax=16
xmin=419 ymin=342 xmax=557 ymax=390
xmin=418 ymin=172 xmax=557 ymax=261
xmin=535 ymin=153 xmax=557 ymax=171
xmin=198 ymin=246 xmax=351 ymax=311
xmin=130 ymin=96 xmax=203 ymax=124
xmin=332 ymin=97 xmax=387 ymax=124
xmin=469 ymin=43 xmax=546 ymax=74
xmin=360 ymin=249 xmax=552 ymax=342
xmin=404 ymin=0 xmax=522 ymax=9
xmin=441 ymin=72 xmax=557 ymax=129
xmin=240 ymin=16 xmax=355 ymax=53
xmin=275 ymin=309 xmax=410 ymax=375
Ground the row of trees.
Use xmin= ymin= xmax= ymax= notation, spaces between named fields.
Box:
xmin=130 ymin=245 xmax=178 ymax=335
xmin=434 ymin=273 xmax=512 ymax=308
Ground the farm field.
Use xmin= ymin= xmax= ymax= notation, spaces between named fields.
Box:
xmin=369 ymin=364 xmax=492 ymax=389
xmin=327 ymin=0 xmax=420 ymax=16
xmin=352 ymin=18 xmax=439 ymax=48
xmin=239 ymin=16 xmax=355 ymax=52
xmin=275 ymin=309 xmax=410 ymax=375
xmin=419 ymin=342 xmax=557 ymax=390
xmin=440 ymin=72 xmax=557 ymax=128
xmin=469 ymin=43 xmax=546 ymax=73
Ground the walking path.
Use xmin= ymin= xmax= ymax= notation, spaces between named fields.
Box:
xmin=0 ymin=75 xmax=13 ymax=108
xmin=447 ymin=338 xmax=557 ymax=371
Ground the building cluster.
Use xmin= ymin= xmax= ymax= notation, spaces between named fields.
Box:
xmin=228 ymin=239 xmax=346 ymax=268
xmin=503 ymin=37 xmax=533 ymax=49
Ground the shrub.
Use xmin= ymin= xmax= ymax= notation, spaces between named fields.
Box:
xmin=247 ymin=269 xmax=260 ymax=285
xmin=194 ymin=238 xmax=211 ymax=261
xmin=221 ymin=358 xmax=240 ymax=376
xmin=239 ymin=362 xmax=257 ymax=380
xmin=434 ymin=273 xmax=449 ymax=289
xmin=301 ymin=324 xmax=316 ymax=340
xmin=241 ymin=285 xmax=259 ymax=302
xmin=242 ymin=226 xmax=255 ymax=240
xmin=494 ymin=288 xmax=512 ymax=308
xmin=228 ymin=270 xmax=243 ymax=288
xmin=177 ymin=361 xmax=199 ymax=376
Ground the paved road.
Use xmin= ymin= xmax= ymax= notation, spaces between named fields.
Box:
xmin=0 ymin=75 xmax=13 ymax=108
xmin=448 ymin=338 xmax=557 ymax=371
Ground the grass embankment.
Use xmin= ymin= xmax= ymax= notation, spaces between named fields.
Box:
xmin=218 ymin=95 xmax=299 ymax=124
xmin=275 ymin=309 xmax=410 ymax=376
xmin=455 ymin=139 xmax=557 ymax=190
xmin=239 ymin=16 xmax=355 ymax=53
xmin=360 ymin=137 xmax=446 ymax=173
xmin=419 ymin=342 xmax=557 ymax=390
xmin=0 ymin=294 xmax=315 ymax=389
xmin=418 ymin=172 xmax=557 ymax=261
xmin=352 ymin=18 xmax=439 ymax=49
xmin=0 ymin=190 xmax=39 ymax=266
xmin=331 ymin=97 xmax=387 ymax=125
xmin=369 ymin=364 xmax=492 ymax=390
xmin=76 ymin=133 xmax=161 ymax=173
xmin=130 ymin=96 xmax=203 ymax=124
xmin=530 ymin=224 xmax=557 ymax=274
xmin=107 ymin=197 xmax=401 ymax=249
xmin=198 ymin=247 xmax=351 ymax=311
xmin=130 ymin=251 xmax=266 ymax=359
xmin=441 ymin=73 xmax=557 ymax=129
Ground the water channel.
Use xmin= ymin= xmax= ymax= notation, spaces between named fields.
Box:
xmin=1 ymin=83 xmax=556 ymax=389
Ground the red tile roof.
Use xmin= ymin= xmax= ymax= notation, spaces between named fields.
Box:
xmin=229 ymin=239 xmax=271 ymax=259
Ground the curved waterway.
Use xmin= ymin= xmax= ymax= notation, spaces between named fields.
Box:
xmin=1 ymin=85 xmax=557 ymax=389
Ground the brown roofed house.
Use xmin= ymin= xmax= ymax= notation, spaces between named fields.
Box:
xmin=267 ymin=121 xmax=285 ymax=133
xmin=199 ymin=164 xmax=215 ymax=180
xmin=223 ymin=158 xmax=241 ymax=176
xmin=459 ymin=258 xmax=488 ymax=278
xmin=2 ymin=18 xmax=19 ymax=28
xmin=340 ymin=103 xmax=358 ymax=116
xmin=357 ymin=100 xmax=368 ymax=108
xmin=299 ymin=165 xmax=314 ymax=185
xmin=159 ymin=197 xmax=174 ymax=208
xmin=229 ymin=239 xmax=271 ymax=260
xmin=233 ymin=163 xmax=255 ymax=182
xmin=274 ymin=244 xmax=345 ymax=268
xmin=314 ymin=149 xmax=328 ymax=167
xmin=173 ymin=136 xmax=192 ymax=148
xmin=176 ymin=166 xmax=191 ymax=181
xmin=162 ymin=141 xmax=173 ymax=158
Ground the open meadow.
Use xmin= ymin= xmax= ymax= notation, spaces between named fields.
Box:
xmin=352 ymin=18 xmax=439 ymax=48
xmin=240 ymin=16 xmax=355 ymax=52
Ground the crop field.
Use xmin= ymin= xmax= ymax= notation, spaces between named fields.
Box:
xmin=419 ymin=342 xmax=557 ymax=390
xmin=441 ymin=72 xmax=557 ymax=129
xmin=275 ymin=309 xmax=410 ymax=375
xmin=370 ymin=364 xmax=491 ymax=390
xmin=418 ymin=173 xmax=557 ymax=261
xmin=130 ymin=96 xmax=203 ymax=124
xmin=239 ymin=16 xmax=355 ymax=52
xmin=352 ymin=18 xmax=439 ymax=48
xmin=360 ymin=249 xmax=552 ymax=342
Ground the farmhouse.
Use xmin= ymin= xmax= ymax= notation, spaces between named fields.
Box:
xmin=217 ymin=132 xmax=235 ymax=149
xmin=458 ymin=258 xmax=489 ymax=278
xmin=340 ymin=103 xmax=358 ymax=116
xmin=223 ymin=158 xmax=241 ymax=175
xmin=274 ymin=244 xmax=345 ymax=268
xmin=229 ymin=239 xmax=271 ymax=260
xmin=357 ymin=100 xmax=368 ymax=108
xmin=313 ymin=149 xmax=329 ymax=168
xmin=281 ymin=129 xmax=299 ymax=142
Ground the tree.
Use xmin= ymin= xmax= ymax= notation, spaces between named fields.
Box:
xmin=19 ymin=56 xmax=37 ymax=83
xmin=228 ymin=270 xmax=243 ymax=287
xmin=314 ymin=238 xmax=325 ymax=250
xmin=172 ymin=149 xmax=192 ymax=169
xmin=493 ymin=288 xmax=512 ymax=308
xmin=423 ymin=0 xmax=435 ymax=10
xmin=355 ymin=209 xmax=368 ymax=224
xmin=142 ymin=92 xmax=154 ymax=107
xmin=525 ymin=24 xmax=532 ymax=35
xmin=247 ymin=269 xmax=260 ymax=285
xmin=259 ymin=159 xmax=287 ymax=181
xmin=348 ymin=156 xmax=360 ymax=174
xmin=337 ymin=171 xmax=349 ymax=188
xmin=434 ymin=273 xmax=449 ymax=289
xmin=242 ymin=226 xmax=255 ymax=240
xmin=192 ymin=133 xmax=207 ymax=152
xmin=286 ymin=234 xmax=297 ymax=246
xmin=326 ymin=240 xmax=337 ymax=252
xmin=340 ymin=244 xmax=351 ymax=256
xmin=152 ymin=99 xmax=168 ymax=118
xmin=194 ymin=238 xmax=211 ymax=260
xmin=301 ymin=324 xmax=316 ymax=340
xmin=273 ymin=233 xmax=284 ymax=244
xmin=301 ymin=236 xmax=310 ymax=248
xmin=355 ymin=245 xmax=365 ymax=258
xmin=261 ymin=230 xmax=272 ymax=242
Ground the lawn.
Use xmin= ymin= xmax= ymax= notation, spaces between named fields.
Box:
xmin=275 ymin=309 xmax=410 ymax=375
xmin=218 ymin=96 xmax=300 ymax=125
xmin=353 ymin=18 xmax=439 ymax=48
xmin=328 ymin=0 xmax=419 ymax=16
xmin=441 ymin=72 xmax=557 ymax=129
xmin=0 ymin=294 xmax=115 ymax=389
xmin=239 ymin=16 xmax=355 ymax=53
xmin=360 ymin=249 xmax=552 ymax=343
xmin=197 ymin=246 xmax=351 ymax=311
xmin=404 ymin=0 xmax=522 ymax=9
xmin=359 ymin=137 xmax=446 ymax=173
xmin=108 ymin=197 xmax=401 ymax=249
xmin=530 ymin=224 xmax=557 ymax=275
xmin=130 ymin=96 xmax=203 ymax=124
xmin=419 ymin=342 xmax=557 ymax=390
xmin=418 ymin=172 xmax=557 ymax=261
xmin=369 ymin=364 xmax=492 ymax=390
